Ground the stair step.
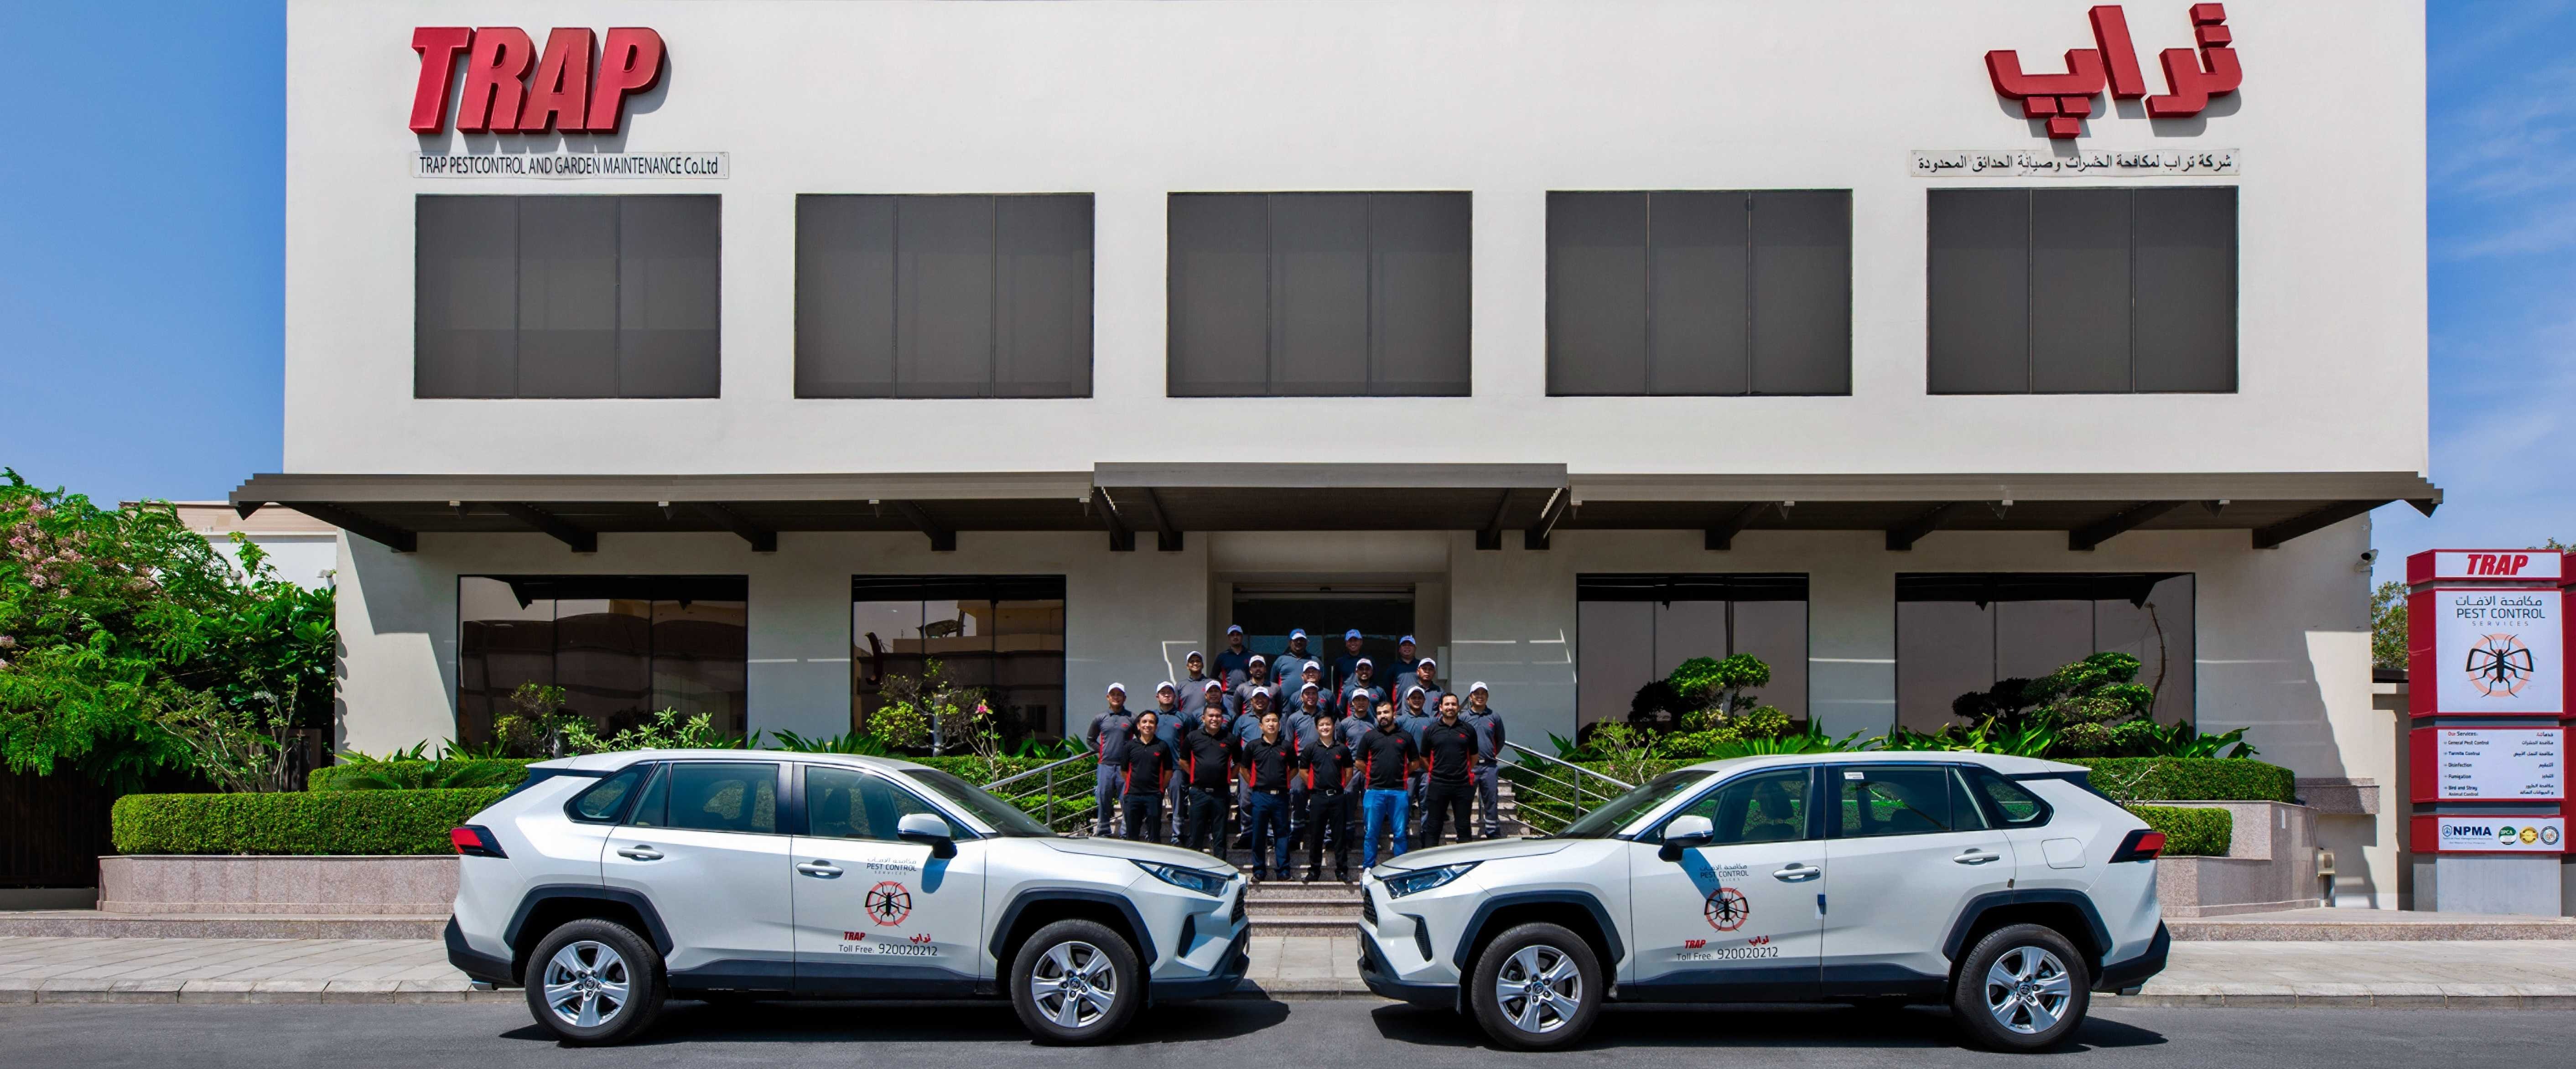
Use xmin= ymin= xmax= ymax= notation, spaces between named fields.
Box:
xmin=1248 ymin=916 xmax=1363 ymax=935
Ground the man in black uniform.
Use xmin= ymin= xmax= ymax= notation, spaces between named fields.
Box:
xmin=1177 ymin=705 xmax=1236 ymax=855
xmin=1418 ymin=694 xmax=1480 ymax=847
xmin=1298 ymin=715 xmax=1356 ymax=882
xmin=1085 ymin=684 xmax=1135 ymax=838
xmin=1238 ymin=710 xmax=1298 ymax=881
xmin=1355 ymin=705 xmax=1418 ymax=868
xmin=1118 ymin=710 xmax=1174 ymax=844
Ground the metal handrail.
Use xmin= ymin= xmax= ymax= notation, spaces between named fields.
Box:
xmin=981 ymin=751 xmax=1100 ymax=835
xmin=1500 ymin=742 xmax=1636 ymax=834
xmin=980 ymin=751 xmax=1092 ymax=792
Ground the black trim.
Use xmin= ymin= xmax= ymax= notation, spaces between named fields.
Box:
xmin=2108 ymin=827 xmax=2162 ymax=864
xmin=1938 ymin=889 xmax=2113 ymax=966
xmin=667 ymin=958 xmax=795 ymax=994
xmin=1818 ymin=963 xmax=1947 ymax=1001
xmin=503 ymin=884 xmax=677 ymax=957
xmin=1449 ymin=890 xmax=1626 ymax=971
xmin=565 ymin=762 xmax=656 ymax=825
xmin=1403 ymin=913 xmax=1435 ymax=962
xmin=443 ymin=917 xmax=514 ymax=986
xmin=502 ymin=766 xmax=606 ymax=800
xmin=789 ymin=960 xmax=977 ymax=997
xmin=1359 ymin=930 xmax=1456 ymax=1007
xmin=1618 ymin=963 xmax=1818 ymax=1003
xmin=2093 ymin=922 xmax=2171 ymax=993
xmin=988 ymin=889 xmax=1160 ymax=968
xmin=1153 ymin=929 xmax=1253 ymax=1002
xmin=453 ymin=825 xmax=507 ymax=859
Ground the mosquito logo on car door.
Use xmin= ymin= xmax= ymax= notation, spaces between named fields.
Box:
xmin=863 ymin=881 xmax=913 ymax=926
xmin=1703 ymin=887 xmax=1750 ymax=932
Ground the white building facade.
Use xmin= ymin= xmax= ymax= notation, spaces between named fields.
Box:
xmin=249 ymin=0 xmax=2430 ymax=904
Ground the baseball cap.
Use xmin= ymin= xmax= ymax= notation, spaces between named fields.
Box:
xmin=1203 ymin=681 xmax=1226 ymax=694
xmin=1105 ymin=683 xmax=1126 ymax=696
xmin=1186 ymin=649 xmax=1204 ymax=662
xmin=1399 ymin=635 xmax=1416 ymax=646
xmin=1156 ymin=681 xmax=1177 ymax=695
xmin=1249 ymin=688 xmax=1271 ymax=703
xmin=1418 ymin=657 xmax=1437 ymax=669
xmin=1226 ymin=624 xmax=1244 ymax=635
xmin=1290 ymin=628 xmax=1309 ymax=640
xmin=1344 ymin=629 xmax=1363 ymax=640
xmin=1469 ymin=681 xmax=1490 ymax=695
xmin=1301 ymin=682 xmax=1320 ymax=693
xmin=1356 ymin=657 xmax=1373 ymax=669
xmin=1249 ymin=654 xmax=1268 ymax=666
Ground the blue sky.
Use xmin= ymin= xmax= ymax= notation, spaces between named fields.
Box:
xmin=0 ymin=1 xmax=2564 ymax=579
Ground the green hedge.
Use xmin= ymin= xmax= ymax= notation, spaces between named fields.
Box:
xmin=2060 ymin=758 xmax=2295 ymax=803
xmin=2134 ymin=805 xmax=2233 ymax=856
xmin=308 ymin=759 xmax=539 ymax=790
xmin=113 ymin=789 xmax=509 ymax=855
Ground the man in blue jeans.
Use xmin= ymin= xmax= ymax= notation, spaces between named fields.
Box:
xmin=1237 ymin=710 xmax=1298 ymax=881
xmin=1353 ymin=706 xmax=1418 ymax=867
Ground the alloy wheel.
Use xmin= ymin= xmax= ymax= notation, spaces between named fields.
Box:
xmin=1028 ymin=940 xmax=1119 ymax=1030
xmin=1982 ymin=945 xmax=2073 ymax=1034
xmin=1494 ymin=944 xmax=1583 ymax=1034
xmin=541 ymin=940 xmax=633 ymax=1028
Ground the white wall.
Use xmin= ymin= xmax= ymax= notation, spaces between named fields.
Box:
xmin=284 ymin=0 xmax=2426 ymax=480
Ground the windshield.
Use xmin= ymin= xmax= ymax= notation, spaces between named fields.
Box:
xmin=1552 ymin=770 xmax=1713 ymax=839
xmin=902 ymin=768 xmax=1056 ymax=838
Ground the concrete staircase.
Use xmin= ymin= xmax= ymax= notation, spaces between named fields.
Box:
xmin=1226 ymin=776 xmax=1538 ymax=934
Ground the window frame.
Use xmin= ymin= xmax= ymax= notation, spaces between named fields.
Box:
xmin=646 ymin=759 xmax=788 ymax=837
xmin=1823 ymin=762 xmax=1984 ymax=841
xmin=1639 ymin=765 xmax=1826 ymax=846
xmin=566 ymin=763 xmax=655 ymax=826
xmin=1964 ymin=767 xmax=2057 ymax=829
xmin=795 ymin=762 xmax=976 ymax=841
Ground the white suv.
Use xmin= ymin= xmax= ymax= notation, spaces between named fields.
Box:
xmin=443 ymin=751 xmax=1250 ymax=1045
xmin=1358 ymin=752 xmax=2170 ymax=1051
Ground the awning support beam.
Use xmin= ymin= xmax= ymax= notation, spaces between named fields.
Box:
xmin=493 ymin=503 xmax=596 ymax=553
xmin=1885 ymin=502 xmax=1968 ymax=551
xmin=1704 ymin=502 xmax=1768 ymax=551
xmin=1127 ymin=487 xmax=1183 ymax=552
xmin=281 ymin=502 xmax=415 ymax=554
xmin=695 ymin=503 xmax=778 ymax=553
xmin=2253 ymin=499 xmax=2386 ymax=550
xmin=1477 ymin=490 xmax=1516 ymax=551
xmin=1091 ymin=490 xmax=1135 ymax=552
xmin=1525 ymin=489 xmax=1570 ymax=551
xmin=2067 ymin=500 xmax=2185 ymax=552
xmin=888 ymin=501 xmax=957 ymax=552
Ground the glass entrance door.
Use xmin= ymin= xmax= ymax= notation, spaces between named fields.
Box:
xmin=1229 ymin=586 xmax=1414 ymax=677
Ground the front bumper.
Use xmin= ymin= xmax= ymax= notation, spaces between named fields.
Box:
xmin=2093 ymin=922 xmax=2171 ymax=993
xmin=443 ymin=916 xmax=515 ymax=987
xmin=1359 ymin=929 xmax=1457 ymax=1007
xmin=1153 ymin=928 xmax=1253 ymax=1001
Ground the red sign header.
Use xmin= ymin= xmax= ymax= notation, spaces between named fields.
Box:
xmin=2406 ymin=550 xmax=2569 ymax=586
xmin=410 ymin=27 xmax=665 ymax=135
xmin=1986 ymin=4 xmax=2241 ymax=139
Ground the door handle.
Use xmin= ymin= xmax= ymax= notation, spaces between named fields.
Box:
xmin=1772 ymin=863 xmax=1820 ymax=882
xmin=796 ymin=861 xmax=844 ymax=879
xmin=1954 ymin=849 xmax=2002 ymax=865
xmin=616 ymin=846 xmax=664 ymax=861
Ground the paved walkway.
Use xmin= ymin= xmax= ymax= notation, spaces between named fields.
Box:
xmin=5 ymin=934 xmax=2575 ymax=1007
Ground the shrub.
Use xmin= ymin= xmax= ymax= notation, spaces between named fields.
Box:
xmin=308 ymin=758 xmax=537 ymax=791
xmin=112 ymin=788 xmax=508 ymax=855
xmin=2134 ymin=805 xmax=2232 ymax=857
xmin=2063 ymin=757 xmax=2295 ymax=803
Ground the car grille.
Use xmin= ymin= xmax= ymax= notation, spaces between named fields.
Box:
xmin=1361 ymin=889 xmax=1378 ymax=927
xmin=1230 ymin=888 xmax=1247 ymax=924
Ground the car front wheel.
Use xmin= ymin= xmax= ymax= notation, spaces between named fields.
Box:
xmin=1009 ymin=919 xmax=1143 ymax=1045
xmin=1950 ymin=923 xmax=2091 ymax=1051
xmin=1468 ymin=923 xmax=1602 ymax=1051
xmin=523 ymin=918 xmax=665 ymax=1045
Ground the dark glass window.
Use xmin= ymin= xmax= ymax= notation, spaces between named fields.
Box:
xmin=1927 ymin=187 xmax=2236 ymax=394
xmin=852 ymin=576 xmax=1067 ymax=740
xmin=568 ymin=764 xmax=650 ymax=824
xmin=1548 ymin=191 xmax=1850 ymax=395
xmin=795 ymin=194 xmax=1093 ymax=398
xmin=1831 ymin=766 xmax=1964 ymax=838
xmin=1894 ymin=573 xmax=2194 ymax=733
xmin=416 ymin=195 xmax=719 ymax=398
xmin=1662 ymin=768 xmax=1813 ymax=844
xmin=456 ymin=576 xmax=748 ymax=746
xmin=1968 ymin=770 xmax=2051 ymax=828
xmin=803 ymin=765 xmax=967 ymax=841
xmin=661 ymin=763 xmax=779 ymax=835
xmin=1167 ymin=192 xmax=1470 ymax=396
xmin=1576 ymin=575 xmax=1808 ymax=727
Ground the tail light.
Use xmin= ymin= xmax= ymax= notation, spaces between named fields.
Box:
xmin=452 ymin=825 xmax=507 ymax=858
xmin=2108 ymin=829 xmax=2165 ymax=864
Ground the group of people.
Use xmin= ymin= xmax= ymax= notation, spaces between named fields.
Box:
xmin=1084 ymin=627 xmax=1510 ymax=882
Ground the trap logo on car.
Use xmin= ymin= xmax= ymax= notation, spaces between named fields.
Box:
xmin=864 ymin=881 xmax=914 ymax=927
xmin=1703 ymin=887 xmax=1750 ymax=932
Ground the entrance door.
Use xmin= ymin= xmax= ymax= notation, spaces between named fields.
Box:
xmin=789 ymin=763 xmax=988 ymax=996
xmin=1231 ymin=586 xmax=1413 ymax=675
xmin=1622 ymin=766 xmax=1824 ymax=1000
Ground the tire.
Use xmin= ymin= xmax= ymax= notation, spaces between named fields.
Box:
xmin=1949 ymin=923 xmax=2091 ymax=1052
xmin=522 ymin=918 xmax=665 ymax=1046
xmin=1009 ymin=919 xmax=1143 ymax=1045
xmin=1468 ymin=923 xmax=1603 ymax=1051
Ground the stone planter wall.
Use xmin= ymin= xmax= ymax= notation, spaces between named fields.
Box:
xmin=98 ymin=856 xmax=457 ymax=916
xmin=2153 ymin=800 xmax=2320 ymax=918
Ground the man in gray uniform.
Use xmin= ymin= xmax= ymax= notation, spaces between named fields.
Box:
xmin=1462 ymin=682 xmax=1510 ymax=839
xmin=1085 ymin=683 xmax=1136 ymax=837
xmin=1150 ymin=681 xmax=1189 ymax=841
xmin=1176 ymin=652 xmax=1215 ymax=721
xmin=1404 ymin=658 xmax=1447 ymax=724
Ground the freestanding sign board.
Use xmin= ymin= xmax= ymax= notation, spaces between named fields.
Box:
xmin=2403 ymin=550 xmax=2573 ymax=868
xmin=2406 ymin=587 xmax=2564 ymax=718
xmin=2409 ymin=727 xmax=2565 ymax=801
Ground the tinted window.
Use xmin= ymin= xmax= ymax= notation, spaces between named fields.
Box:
xmin=1554 ymin=770 xmax=1712 ymax=838
xmin=1927 ymin=187 xmax=2234 ymax=394
xmin=1167 ymin=192 xmax=1470 ymax=396
xmin=457 ymin=575 xmax=748 ymax=750
xmin=417 ymin=195 xmax=720 ymax=398
xmin=1832 ymin=766 xmax=1963 ymax=838
xmin=626 ymin=764 xmax=670 ymax=827
xmin=1971 ymin=771 xmax=2052 ymax=827
xmin=795 ymin=194 xmax=1092 ymax=398
xmin=1663 ymin=768 xmax=1812 ymax=844
xmin=805 ymin=765 xmax=965 ymax=841
xmin=1548 ymin=191 xmax=1849 ymax=396
xmin=569 ymin=765 xmax=650 ymax=823
xmin=662 ymin=763 xmax=779 ymax=835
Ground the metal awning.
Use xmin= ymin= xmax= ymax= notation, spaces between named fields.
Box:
xmin=229 ymin=467 xmax=2438 ymax=555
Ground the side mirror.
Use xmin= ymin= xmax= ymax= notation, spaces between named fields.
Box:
xmin=1657 ymin=815 xmax=1716 ymax=863
xmin=897 ymin=812 xmax=957 ymax=859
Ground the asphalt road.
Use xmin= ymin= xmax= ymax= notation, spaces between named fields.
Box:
xmin=1 ymin=999 xmax=2563 ymax=1068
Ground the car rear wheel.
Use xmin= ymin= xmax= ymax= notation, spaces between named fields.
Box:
xmin=523 ymin=918 xmax=665 ymax=1046
xmin=1468 ymin=923 xmax=1601 ymax=1051
xmin=1950 ymin=923 xmax=2090 ymax=1051
xmin=1009 ymin=919 xmax=1143 ymax=1045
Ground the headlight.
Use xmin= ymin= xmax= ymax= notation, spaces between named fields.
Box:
xmin=1132 ymin=860 xmax=1231 ymax=897
xmin=1382 ymin=861 xmax=1480 ymax=899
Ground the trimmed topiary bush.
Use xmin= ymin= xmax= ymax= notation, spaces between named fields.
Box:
xmin=112 ymin=788 xmax=509 ymax=855
xmin=2134 ymin=804 xmax=2233 ymax=857
xmin=307 ymin=758 xmax=538 ymax=790
xmin=2061 ymin=757 xmax=2296 ymax=803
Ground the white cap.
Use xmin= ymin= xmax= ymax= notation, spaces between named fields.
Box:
xmin=1301 ymin=682 xmax=1320 ymax=694
xmin=1418 ymin=657 xmax=1437 ymax=669
xmin=1290 ymin=628 xmax=1309 ymax=640
xmin=1203 ymin=680 xmax=1226 ymax=694
xmin=1400 ymin=634 xmax=1417 ymax=646
xmin=1404 ymin=686 xmax=1425 ymax=703
xmin=1300 ymin=660 xmax=1322 ymax=674
xmin=1156 ymin=681 xmax=1177 ymax=695
xmin=1186 ymin=649 xmax=1204 ymax=661
xmin=1106 ymin=683 xmax=1126 ymax=696
xmin=1249 ymin=688 xmax=1271 ymax=703
xmin=1249 ymin=654 xmax=1268 ymax=668
xmin=1226 ymin=624 xmax=1244 ymax=635
xmin=1356 ymin=657 xmax=1373 ymax=668
xmin=1345 ymin=628 xmax=1363 ymax=640
xmin=1469 ymin=681 xmax=1490 ymax=695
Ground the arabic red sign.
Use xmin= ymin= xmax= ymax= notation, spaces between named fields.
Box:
xmin=1986 ymin=4 xmax=2241 ymax=139
xmin=409 ymin=27 xmax=665 ymax=135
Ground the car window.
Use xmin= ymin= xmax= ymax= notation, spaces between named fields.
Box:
xmin=1553 ymin=771 xmax=1713 ymax=839
xmin=806 ymin=765 xmax=966 ymax=841
xmin=1831 ymin=765 xmax=1963 ymax=839
xmin=626 ymin=764 xmax=671 ymax=828
xmin=567 ymin=764 xmax=650 ymax=824
xmin=902 ymin=768 xmax=1052 ymax=837
xmin=1969 ymin=770 xmax=2051 ymax=827
xmin=1660 ymin=769 xmax=1811 ymax=844
xmin=662 ymin=762 xmax=780 ymax=835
